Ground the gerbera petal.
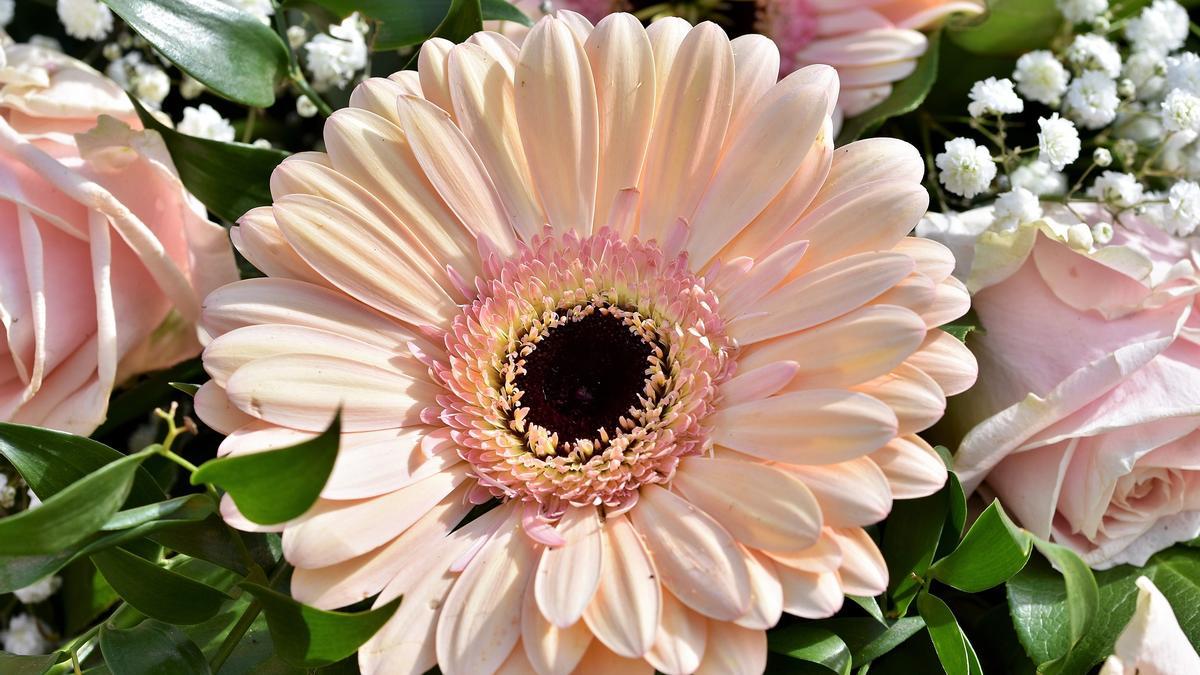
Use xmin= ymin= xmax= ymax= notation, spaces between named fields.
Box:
xmin=735 ymin=549 xmax=783 ymax=630
xmin=522 ymin=578 xmax=593 ymax=675
xmin=765 ymin=529 xmax=843 ymax=574
xmin=574 ymin=640 xmax=655 ymax=674
xmin=436 ymin=510 xmax=537 ymax=675
xmin=231 ymin=207 xmax=326 ymax=286
xmin=718 ymin=361 xmax=800 ymax=407
xmin=283 ymin=467 xmax=469 ymax=568
xmin=673 ymin=457 xmax=822 ymax=552
xmin=686 ymin=65 xmax=837 ymax=266
xmin=447 ymin=43 xmax=544 ymax=241
xmin=417 ymin=38 xmax=455 ymax=116
xmin=224 ymin=353 xmax=440 ymax=432
xmin=830 ymin=526 xmax=888 ymax=596
xmin=535 ymin=505 xmax=604 ymax=628
xmin=727 ymin=34 xmax=780 ymax=136
xmin=516 ymin=15 xmax=600 ymax=236
xmin=645 ymin=17 xmax=691 ymax=98
xmin=741 ymin=305 xmax=928 ymax=388
xmin=716 ymin=240 xmax=810 ymax=314
xmin=776 ymin=567 xmax=844 ymax=618
xmin=781 ymin=457 xmax=893 ymax=527
xmin=194 ymin=381 xmax=253 ymax=435
xmin=853 ymin=362 xmax=946 ymax=435
xmin=693 ymin=622 xmax=766 ymax=675
xmin=907 ymin=329 xmax=979 ymax=396
xmin=710 ymin=390 xmax=898 ymax=464
xmin=870 ymin=434 xmax=948 ymax=499
xmin=645 ymin=591 xmax=708 ymax=675
xmin=922 ymin=275 xmax=971 ymax=327
xmin=893 ymin=236 xmax=956 ymax=283
xmin=628 ymin=484 xmax=751 ymax=621
xmin=586 ymin=13 xmax=656 ymax=226
xmin=348 ymin=77 xmax=408 ymax=126
xmin=729 ymin=251 xmax=915 ymax=344
xmin=582 ymin=514 xmax=661 ymax=658
xmin=396 ymin=94 xmax=520 ymax=255
xmin=273 ymin=194 xmax=458 ymax=327
xmin=638 ymin=22 xmax=734 ymax=241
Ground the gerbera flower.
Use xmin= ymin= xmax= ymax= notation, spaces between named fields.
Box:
xmin=758 ymin=0 xmax=982 ymax=123
xmin=196 ymin=12 xmax=977 ymax=674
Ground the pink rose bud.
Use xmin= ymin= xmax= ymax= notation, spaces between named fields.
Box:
xmin=0 ymin=43 xmax=236 ymax=434
xmin=947 ymin=204 xmax=1200 ymax=569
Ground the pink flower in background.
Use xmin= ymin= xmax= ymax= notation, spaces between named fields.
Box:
xmin=196 ymin=12 xmax=975 ymax=674
xmin=1100 ymin=577 xmax=1200 ymax=675
xmin=943 ymin=206 xmax=1200 ymax=569
xmin=0 ymin=44 xmax=236 ymax=434
xmin=758 ymin=0 xmax=982 ymax=124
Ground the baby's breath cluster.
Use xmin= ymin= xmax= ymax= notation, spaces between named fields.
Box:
xmin=934 ymin=0 xmax=1200 ymax=242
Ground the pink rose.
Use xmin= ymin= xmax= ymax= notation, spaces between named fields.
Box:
xmin=946 ymin=205 xmax=1200 ymax=568
xmin=1100 ymin=577 xmax=1200 ymax=674
xmin=0 ymin=44 xmax=236 ymax=434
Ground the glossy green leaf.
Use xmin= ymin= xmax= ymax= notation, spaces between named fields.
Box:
xmin=192 ymin=412 xmax=340 ymax=524
xmin=847 ymin=595 xmax=885 ymax=624
xmin=947 ymin=0 xmax=1063 ymax=56
xmin=768 ymin=625 xmax=852 ymax=674
xmin=936 ymin=471 xmax=969 ymax=558
xmin=150 ymin=516 xmax=254 ymax=576
xmin=169 ymin=382 xmax=201 ymax=397
xmin=101 ymin=0 xmax=288 ymax=106
xmin=883 ymin=489 xmax=947 ymax=615
xmin=0 ymin=494 xmax=214 ymax=593
xmin=0 ymin=652 xmax=64 ymax=675
xmin=917 ymin=591 xmax=980 ymax=675
xmin=0 ymin=423 xmax=164 ymax=504
xmin=306 ymin=0 xmax=529 ymax=51
xmin=930 ymin=500 xmax=1032 ymax=592
xmin=103 ymin=495 xmax=215 ymax=532
xmin=100 ymin=619 xmax=211 ymax=675
xmin=63 ymin=561 xmax=120 ymax=634
xmin=92 ymin=548 xmax=232 ymax=625
xmin=0 ymin=447 xmax=156 ymax=555
xmin=130 ymin=96 xmax=289 ymax=223
xmin=941 ymin=308 xmax=983 ymax=343
xmin=1035 ymin=539 xmax=1099 ymax=658
xmin=836 ymin=30 xmax=941 ymax=144
xmin=802 ymin=617 xmax=927 ymax=667
xmin=1009 ymin=546 xmax=1200 ymax=674
xmin=429 ymin=0 xmax=483 ymax=43
xmin=240 ymin=582 xmax=402 ymax=667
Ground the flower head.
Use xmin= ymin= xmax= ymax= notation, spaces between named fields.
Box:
xmin=304 ymin=12 xmax=368 ymax=91
xmin=968 ymin=77 xmax=1024 ymax=118
xmin=1056 ymin=0 xmax=1107 ymax=23
xmin=1064 ymin=69 xmax=1119 ymax=128
xmin=1014 ymin=50 xmax=1070 ymax=105
xmin=197 ymin=14 xmax=976 ymax=674
xmin=56 ymin=0 xmax=112 ymax=40
xmin=177 ymin=103 xmax=236 ymax=142
xmin=993 ymin=188 xmax=1042 ymax=231
xmin=1164 ymin=180 xmax=1200 ymax=236
xmin=1066 ymin=34 xmax=1122 ymax=78
xmin=1089 ymin=171 xmax=1145 ymax=208
xmin=1038 ymin=113 xmax=1081 ymax=170
xmin=1162 ymin=88 xmax=1200 ymax=133
xmin=1 ymin=614 xmax=50 ymax=655
xmin=1124 ymin=0 xmax=1188 ymax=56
xmin=937 ymin=137 xmax=996 ymax=198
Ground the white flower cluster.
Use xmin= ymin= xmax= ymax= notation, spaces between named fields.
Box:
xmin=178 ymin=103 xmax=236 ymax=142
xmin=303 ymin=13 xmax=369 ymax=92
xmin=105 ymin=51 xmax=171 ymax=109
xmin=57 ymin=0 xmax=113 ymax=41
xmin=1 ymin=614 xmax=50 ymax=656
xmin=937 ymin=0 xmax=1200 ymax=242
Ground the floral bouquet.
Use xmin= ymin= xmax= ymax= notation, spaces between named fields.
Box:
xmin=0 ymin=0 xmax=1197 ymax=673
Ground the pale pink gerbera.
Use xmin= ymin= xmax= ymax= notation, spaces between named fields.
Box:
xmin=759 ymin=0 xmax=982 ymax=122
xmin=196 ymin=12 xmax=977 ymax=675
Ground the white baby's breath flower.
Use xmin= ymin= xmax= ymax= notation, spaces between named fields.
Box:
xmin=1094 ymin=147 xmax=1113 ymax=166
xmin=1089 ymin=171 xmax=1144 ymax=207
xmin=1065 ymin=70 xmax=1120 ymax=128
xmin=57 ymin=0 xmax=113 ymax=41
xmin=177 ymin=104 xmax=236 ymax=142
xmin=1 ymin=614 xmax=49 ymax=655
xmin=303 ymin=13 xmax=368 ymax=91
xmin=1123 ymin=51 xmax=1165 ymax=101
xmin=0 ymin=474 xmax=14 ymax=509
xmin=1092 ymin=220 xmax=1114 ymax=244
xmin=936 ymin=137 xmax=996 ymax=199
xmin=296 ymin=94 xmax=319 ymax=118
xmin=134 ymin=63 xmax=170 ymax=109
xmin=14 ymin=576 xmax=62 ymax=604
xmin=1167 ymin=52 xmax=1200 ymax=95
xmin=1164 ymin=180 xmax=1200 ymax=236
xmin=993 ymin=188 xmax=1043 ymax=231
xmin=1012 ymin=160 xmax=1068 ymax=196
xmin=968 ymin=77 xmax=1025 ymax=117
xmin=1125 ymin=0 xmax=1188 ymax=56
xmin=222 ymin=0 xmax=273 ymax=24
xmin=287 ymin=25 xmax=308 ymax=49
xmin=0 ymin=0 xmax=15 ymax=28
xmin=252 ymin=138 xmax=273 ymax=148
xmin=1038 ymin=114 xmax=1081 ymax=170
xmin=1056 ymin=0 xmax=1107 ymax=23
xmin=180 ymin=76 xmax=205 ymax=100
xmin=1014 ymin=51 xmax=1070 ymax=105
xmin=1067 ymin=34 xmax=1122 ymax=78
xmin=1163 ymin=89 xmax=1200 ymax=133
xmin=1066 ymin=222 xmax=1096 ymax=250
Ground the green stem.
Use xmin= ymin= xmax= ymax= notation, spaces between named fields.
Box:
xmin=209 ymin=562 xmax=292 ymax=672
xmin=272 ymin=3 xmax=333 ymax=117
xmin=241 ymin=108 xmax=258 ymax=144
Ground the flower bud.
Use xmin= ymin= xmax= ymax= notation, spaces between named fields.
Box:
xmin=1094 ymin=147 xmax=1113 ymax=166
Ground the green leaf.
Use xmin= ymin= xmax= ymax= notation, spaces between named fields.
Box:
xmin=240 ymin=582 xmax=401 ymax=667
xmin=947 ymin=0 xmax=1063 ymax=56
xmin=130 ymin=96 xmax=289 ymax=223
xmin=92 ymin=548 xmax=232 ymax=625
xmin=0 ymin=493 xmax=214 ymax=593
xmin=0 ymin=423 xmax=164 ymax=504
xmin=804 ymin=617 xmax=927 ymax=667
xmin=940 ymin=307 xmax=983 ymax=343
xmin=847 ymin=595 xmax=885 ymax=624
xmin=930 ymin=500 xmax=1033 ymax=592
xmin=917 ymin=591 xmax=979 ymax=675
xmin=0 ymin=447 xmax=156 ymax=555
xmin=1009 ymin=546 xmax=1200 ymax=674
xmin=836 ymin=30 xmax=942 ymax=145
xmin=100 ymin=619 xmax=211 ymax=675
xmin=101 ymin=0 xmax=288 ymax=107
xmin=883 ymin=489 xmax=947 ymax=615
xmin=169 ymin=382 xmax=201 ymax=397
xmin=306 ymin=0 xmax=529 ymax=51
xmin=1034 ymin=539 xmax=1098 ymax=659
xmin=150 ymin=516 xmax=254 ymax=576
xmin=103 ymin=495 xmax=215 ymax=532
xmin=768 ymin=625 xmax=852 ymax=674
xmin=936 ymin=471 xmax=969 ymax=559
xmin=63 ymin=561 xmax=120 ymax=634
xmin=192 ymin=412 xmax=340 ymax=525
xmin=0 ymin=652 xmax=64 ymax=675
xmin=429 ymin=0 xmax=483 ymax=43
